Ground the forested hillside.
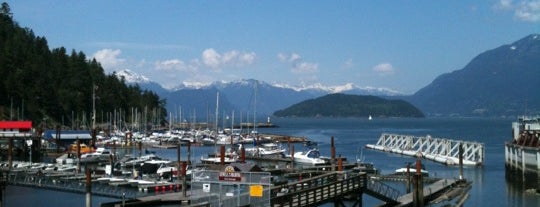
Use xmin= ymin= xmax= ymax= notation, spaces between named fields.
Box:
xmin=0 ymin=3 xmax=166 ymax=128
xmin=273 ymin=93 xmax=424 ymax=118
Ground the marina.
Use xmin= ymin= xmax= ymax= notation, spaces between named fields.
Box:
xmin=0 ymin=117 xmax=539 ymax=207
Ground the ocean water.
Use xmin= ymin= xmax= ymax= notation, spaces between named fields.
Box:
xmin=5 ymin=117 xmax=540 ymax=206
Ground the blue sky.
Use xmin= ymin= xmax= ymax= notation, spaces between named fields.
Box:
xmin=6 ymin=0 xmax=539 ymax=94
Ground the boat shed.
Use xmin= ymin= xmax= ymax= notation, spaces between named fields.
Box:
xmin=42 ymin=130 xmax=92 ymax=141
xmin=0 ymin=121 xmax=33 ymax=138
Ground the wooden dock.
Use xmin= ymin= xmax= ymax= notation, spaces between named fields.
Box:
xmin=2 ymin=165 xmax=471 ymax=207
xmin=396 ymin=178 xmax=471 ymax=207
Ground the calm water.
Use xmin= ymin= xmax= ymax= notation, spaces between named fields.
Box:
xmin=5 ymin=117 xmax=540 ymax=206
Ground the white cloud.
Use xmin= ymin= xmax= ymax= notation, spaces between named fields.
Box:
xmin=154 ymin=59 xmax=197 ymax=72
xmin=495 ymin=0 xmax=514 ymax=9
xmin=372 ymin=63 xmax=395 ymax=76
xmin=277 ymin=52 xmax=318 ymax=74
xmin=202 ymin=48 xmax=257 ymax=69
xmin=202 ymin=48 xmax=222 ymax=68
xmin=494 ymin=0 xmax=540 ymax=22
xmin=292 ymin=62 xmax=319 ymax=74
xmin=515 ymin=0 xmax=540 ymax=22
xmin=92 ymin=49 xmax=125 ymax=72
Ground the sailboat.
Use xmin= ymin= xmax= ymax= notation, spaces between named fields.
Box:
xmin=200 ymin=92 xmax=239 ymax=164
xmin=368 ymin=115 xmax=373 ymax=120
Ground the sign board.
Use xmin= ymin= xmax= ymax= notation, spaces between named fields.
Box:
xmin=203 ymin=183 xmax=210 ymax=193
xmin=219 ymin=166 xmax=242 ymax=181
xmin=250 ymin=185 xmax=263 ymax=197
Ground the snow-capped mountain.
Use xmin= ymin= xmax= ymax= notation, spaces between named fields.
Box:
xmin=115 ymin=69 xmax=168 ymax=94
xmin=273 ymin=82 xmax=401 ymax=96
xmin=114 ymin=70 xmax=403 ymax=118
xmin=115 ymin=69 xmax=150 ymax=83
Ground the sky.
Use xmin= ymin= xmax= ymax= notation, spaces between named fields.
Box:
xmin=5 ymin=0 xmax=540 ymax=94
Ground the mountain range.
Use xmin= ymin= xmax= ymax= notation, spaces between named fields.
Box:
xmin=118 ymin=71 xmax=402 ymax=120
xmin=408 ymin=34 xmax=540 ymax=117
xmin=118 ymin=34 xmax=540 ymax=118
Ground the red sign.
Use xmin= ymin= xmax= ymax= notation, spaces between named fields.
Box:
xmin=219 ymin=166 xmax=242 ymax=181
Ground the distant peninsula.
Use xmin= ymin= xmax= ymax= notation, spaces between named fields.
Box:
xmin=273 ymin=93 xmax=424 ymax=118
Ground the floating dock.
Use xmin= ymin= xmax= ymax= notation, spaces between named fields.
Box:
xmin=366 ymin=133 xmax=484 ymax=166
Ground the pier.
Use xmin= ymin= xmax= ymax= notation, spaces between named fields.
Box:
xmin=366 ymin=133 xmax=484 ymax=166
xmin=0 ymin=131 xmax=474 ymax=207
xmin=1 ymin=161 xmax=471 ymax=207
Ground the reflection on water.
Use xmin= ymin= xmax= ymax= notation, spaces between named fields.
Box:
xmin=506 ymin=170 xmax=540 ymax=207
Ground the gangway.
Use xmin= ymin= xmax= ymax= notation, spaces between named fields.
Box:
xmin=366 ymin=133 xmax=484 ymax=166
xmin=364 ymin=177 xmax=400 ymax=204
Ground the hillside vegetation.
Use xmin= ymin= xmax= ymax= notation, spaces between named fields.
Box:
xmin=273 ymin=93 xmax=424 ymax=118
xmin=0 ymin=3 xmax=166 ymax=127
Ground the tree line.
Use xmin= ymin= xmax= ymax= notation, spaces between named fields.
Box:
xmin=0 ymin=3 xmax=166 ymax=129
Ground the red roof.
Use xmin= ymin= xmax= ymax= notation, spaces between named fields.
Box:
xmin=0 ymin=121 xmax=32 ymax=131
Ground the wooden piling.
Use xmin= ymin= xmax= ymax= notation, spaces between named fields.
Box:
xmin=338 ymin=157 xmax=343 ymax=171
xmin=459 ymin=143 xmax=463 ymax=180
xmin=8 ymin=138 xmax=12 ymax=170
xmin=77 ymin=138 xmax=81 ymax=173
xmin=182 ymin=161 xmax=187 ymax=197
xmin=331 ymin=136 xmax=335 ymax=171
xmin=177 ymin=143 xmax=181 ymax=186
xmin=331 ymin=136 xmax=335 ymax=160
xmin=220 ymin=145 xmax=225 ymax=165
xmin=187 ymin=143 xmax=191 ymax=166
xmin=55 ymin=126 xmax=60 ymax=153
xmin=241 ymin=147 xmax=246 ymax=163
xmin=413 ymin=159 xmax=424 ymax=207
xmin=86 ymin=168 xmax=92 ymax=207
xmin=291 ymin=145 xmax=295 ymax=169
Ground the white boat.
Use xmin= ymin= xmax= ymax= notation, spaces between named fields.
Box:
xmin=291 ymin=149 xmax=327 ymax=165
xmin=79 ymin=147 xmax=113 ymax=163
xmin=200 ymin=156 xmax=238 ymax=164
xmin=215 ymin=134 xmax=239 ymax=145
xmin=56 ymin=153 xmax=76 ymax=164
xmin=245 ymin=142 xmax=285 ymax=157
xmin=156 ymin=164 xmax=192 ymax=177
xmin=201 ymin=137 xmax=215 ymax=145
xmin=201 ymin=147 xmax=239 ymax=164
xmin=127 ymin=179 xmax=158 ymax=187
xmin=394 ymin=165 xmax=429 ymax=177
xmin=96 ymin=177 xmax=126 ymax=183
xmin=121 ymin=154 xmax=166 ymax=167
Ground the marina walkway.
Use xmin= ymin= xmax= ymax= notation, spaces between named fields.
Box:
xmin=2 ymin=164 xmax=469 ymax=207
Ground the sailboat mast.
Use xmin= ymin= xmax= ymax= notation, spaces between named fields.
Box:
xmin=215 ymin=92 xmax=219 ymax=133
xmin=253 ymin=81 xmax=257 ymax=134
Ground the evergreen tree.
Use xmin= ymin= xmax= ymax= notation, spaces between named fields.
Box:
xmin=0 ymin=2 xmax=167 ymax=128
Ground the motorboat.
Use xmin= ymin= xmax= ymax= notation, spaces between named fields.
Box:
xmin=245 ymin=142 xmax=285 ymax=157
xmin=56 ymin=153 xmax=76 ymax=164
xmin=201 ymin=137 xmax=215 ymax=145
xmin=291 ymin=149 xmax=327 ymax=165
xmin=200 ymin=149 xmax=239 ymax=164
xmin=200 ymin=155 xmax=238 ymax=164
xmin=121 ymin=154 xmax=167 ymax=167
xmin=351 ymin=162 xmax=379 ymax=174
xmin=394 ymin=164 xmax=429 ymax=177
xmin=79 ymin=147 xmax=113 ymax=163
xmin=156 ymin=164 xmax=192 ymax=178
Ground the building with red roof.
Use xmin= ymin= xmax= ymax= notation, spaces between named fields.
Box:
xmin=0 ymin=121 xmax=33 ymax=138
